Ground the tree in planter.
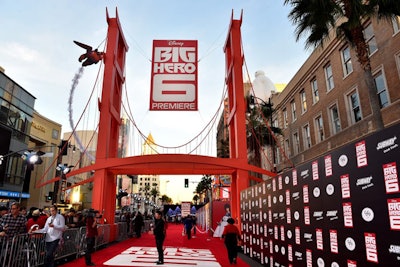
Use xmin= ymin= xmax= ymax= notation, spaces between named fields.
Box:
xmin=284 ymin=0 xmax=400 ymax=131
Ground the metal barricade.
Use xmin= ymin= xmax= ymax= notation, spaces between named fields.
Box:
xmin=3 ymin=233 xmax=46 ymax=267
xmin=0 ymin=223 xmax=117 ymax=267
xmin=55 ymin=227 xmax=81 ymax=260
xmin=116 ymin=222 xmax=128 ymax=241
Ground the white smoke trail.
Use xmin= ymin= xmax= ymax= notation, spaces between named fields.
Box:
xmin=68 ymin=67 xmax=96 ymax=162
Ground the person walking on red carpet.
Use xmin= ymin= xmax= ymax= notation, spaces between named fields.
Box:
xmin=222 ymin=218 xmax=241 ymax=265
xmin=153 ymin=210 xmax=166 ymax=265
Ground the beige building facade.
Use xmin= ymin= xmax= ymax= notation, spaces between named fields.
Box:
xmin=27 ymin=111 xmax=62 ymax=209
xmin=271 ymin=17 xmax=400 ymax=171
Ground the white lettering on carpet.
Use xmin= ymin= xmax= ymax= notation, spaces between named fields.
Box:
xmin=104 ymin=246 xmax=221 ymax=266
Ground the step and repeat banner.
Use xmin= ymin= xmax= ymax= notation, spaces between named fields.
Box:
xmin=241 ymin=123 xmax=400 ymax=267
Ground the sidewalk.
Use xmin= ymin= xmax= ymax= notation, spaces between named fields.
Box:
xmin=60 ymin=223 xmax=261 ymax=266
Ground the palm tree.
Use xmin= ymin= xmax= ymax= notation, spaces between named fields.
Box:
xmin=246 ymin=94 xmax=282 ymax=169
xmin=284 ymin=0 xmax=400 ymax=131
xmin=160 ymin=194 xmax=172 ymax=204
xmin=195 ymin=175 xmax=212 ymax=203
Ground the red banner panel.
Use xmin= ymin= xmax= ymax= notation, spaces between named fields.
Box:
xmin=150 ymin=40 xmax=198 ymax=111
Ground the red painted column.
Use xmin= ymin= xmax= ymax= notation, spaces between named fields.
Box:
xmin=92 ymin=9 xmax=128 ymax=240
xmin=223 ymin=12 xmax=249 ymax=227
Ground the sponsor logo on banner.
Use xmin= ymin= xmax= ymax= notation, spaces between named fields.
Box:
xmin=356 ymin=176 xmax=374 ymax=190
xmin=387 ymin=198 xmax=400 ymax=230
xmin=295 ymin=227 xmax=301 ymax=245
xmin=383 ymin=162 xmax=399 ymax=194
xmin=341 ymin=174 xmax=351 ymax=199
xmin=286 ymin=208 xmax=291 ymax=224
xmin=278 ymin=175 xmax=283 ymax=190
xmin=272 ymin=178 xmax=276 ymax=192
xmin=312 ymin=161 xmax=319 ymax=180
xmin=388 ymin=244 xmax=400 ymax=260
xmin=286 ymin=190 xmax=290 ymax=205
xmin=150 ymin=40 xmax=198 ymax=111
xmin=326 ymin=184 xmax=335 ymax=196
xmin=274 ymin=225 xmax=278 ymax=240
xmin=295 ymin=251 xmax=303 ymax=261
xmin=288 ymin=244 xmax=293 ymax=262
xmin=326 ymin=210 xmax=339 ymax=221
xmin=376 ymin=136 xmax=398 ymax=153
xmin=301 ymin=169 xmax=310 ymax=179
xmin=330 ymin=229 xmax=338 ymax=254
xmin=304 ymin=206 xmax=310 ymax=225
xmin=292 ymin=191 xmax=300 ymax=201
xmin=316 ymin=228 xmax=323 ymax=250
xmin=281 ymin=225 xmax=285 ymax=241
xmin=361 ymin=207 xmax=374 ymax=222
xmin=293 ymin=169 xmax=298 ymax=186
xmin=364 ymin=232 xmax=379 ymax=263
xmin=338 ymin=154 xmax=348 ymax=167
xmin=355 ymin=140 xmax=368 ymax=167
xmin=313 ymin=210 xmax=324 ymax=221
xmin=325 ymin=155 xmax=332 ymax=176
xmin=343 ymin=202 xmax=354 ymax=228
xmin=269 ymin=240 xmax=273 ymax=254
xmin=304 ymin=232 xmax=313 ymax=242
xmin=345 ymin=237 xmax=356 ymax=251
xmin=306 ymin=249 xmax=312 ymax=267
xmin=347 ymin=259 xmax=357 ymax=267
xmin=303 ymin=185 xmax=309 ymax=203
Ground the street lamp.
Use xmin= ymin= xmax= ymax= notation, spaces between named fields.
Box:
xmin=20 ymin=150 xmax=46 ymax=202
xmin=55 ymin=163 xmax=74 ymax=203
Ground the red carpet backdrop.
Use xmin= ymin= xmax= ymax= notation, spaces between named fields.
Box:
xmin=240 ymin=123 xmax=400 ymax=266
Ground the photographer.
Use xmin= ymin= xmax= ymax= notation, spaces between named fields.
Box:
xmin=84 ymin=209 xmax=100 ymax=266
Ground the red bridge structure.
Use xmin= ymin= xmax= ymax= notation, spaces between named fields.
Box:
xmin=41 ymin=9 xmax=276 ymax=241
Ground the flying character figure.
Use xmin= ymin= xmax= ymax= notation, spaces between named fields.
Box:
xmin=73 ymin=40 xmax=104 ymax=67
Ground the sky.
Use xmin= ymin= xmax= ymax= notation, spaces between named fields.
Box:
xmin=0 ymin=1 xmax=311 ymax=202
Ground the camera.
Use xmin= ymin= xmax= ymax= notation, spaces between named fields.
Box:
xmin=83 ymin=208 xmax=102 ymax=218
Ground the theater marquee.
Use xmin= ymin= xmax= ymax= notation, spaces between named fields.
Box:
xmin=150 ymin=40 xmax=198 ymax=111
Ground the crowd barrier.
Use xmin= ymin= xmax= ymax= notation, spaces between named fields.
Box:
xmin=0 ymin=220 xmax=152 ymax=267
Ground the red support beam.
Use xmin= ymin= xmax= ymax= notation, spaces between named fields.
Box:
xmin=223 ymin=10 xmax=249 ymax=227
xmin=92 ymin=8 xmax=128 ymax=240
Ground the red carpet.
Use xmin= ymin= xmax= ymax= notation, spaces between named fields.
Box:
xmin=60 ymin=223 xmax=250 ymax=267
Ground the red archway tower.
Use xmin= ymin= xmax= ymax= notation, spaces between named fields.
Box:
xmin=92 ymin=8 xmax=128 ymax=237
xmin=223 ymin=11 xmax=249 ymax=224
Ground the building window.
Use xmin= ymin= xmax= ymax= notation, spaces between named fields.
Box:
xmin=315 ymin=115 xmax=324 ymax=143
xmin=374 ymin=70 xmax=389 ymax=108
xmin=324 ymin=64 xmax=335 ymax=91
xmin=303 ymin=124 xmax=311 ymax=149
xmin=300 ymin=90 xmax=307 ymax=114
xmin=52 ymin=129 xmax=59 ymax=139
xmin=364 ymin=23 xmax=378 ymax=55
xmin=284 ymin=139 xmax=291 ymax=158
xmin=311 ymin=78 xmax=319 ymax=104
xmin=393 ymin=16 xmax=400 ymax=34
xmin=329 ymin=104 xmax=341 ymax=134
xmin=291 ymin=100 xmax=297 ymax=122
xmin=283 ymin=108 xmax=288 ymax=129
xmin=341 ymin=46 xmax=353 ymax=76
xmin=348 ymin=91 xmax=362 ymax=124
xmin=293 ymin=131 xmax=300 ymax=155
